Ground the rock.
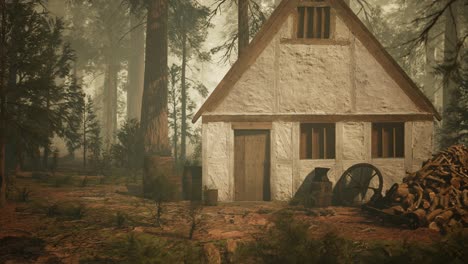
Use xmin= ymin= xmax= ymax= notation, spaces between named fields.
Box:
xmin=203 ymin=243 xmax=221 ymax=264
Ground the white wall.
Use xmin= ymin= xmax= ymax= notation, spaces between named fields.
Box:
xmin=203 ymin=121 xmax=434 ymax=201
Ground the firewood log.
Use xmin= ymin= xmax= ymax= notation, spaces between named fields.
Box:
xmin=422 ymin=199 xmax=431 ymax=210
xmin=391 ymin=205 xmax=405 ymax=215
xmin=403 ymin=194 xmax=415 ymax=209
xmin=450 ymin=177 xmax=461 ymax=189
xmin=428 ymin=222 xmax=440 ymax=232
xmin=395 ymin=185 xmax=410 ymax=198
xmin=429 ymin=196 xmax=439 ymax=211
xmin=463 ymin=190 xmax=468 ymax=206
xmin=435 ymin=210 xmax=454 ymax=224
xmin=427 ymin=209 xmax=444 ymax=222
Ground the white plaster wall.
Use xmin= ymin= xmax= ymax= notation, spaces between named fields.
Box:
xmin=354 ymin=39 xmax=421 ymax=114
xmin=205 ymin=120 xmax=433 ymax=202
xmin=207 ymin=12 xmax=424 ymax=116
xmin=203 ymin=122 xmax=233 ymax=201
xmin=334 ymin=17 xmax=351 ymax=41
xmin=271 ymin=122 xmax=294 ymax=200
xmin=411 ymin=121 xmax=434 ymax=169
xmin=342 ymin=122 xmax=366 ymax=160
xmin=370 ymin=159 xmax=406 ymax=195
xmin=278 ymin=44 xmax=352 ymax=113
xmin=214 ymin=42 xmax=276 ymax=113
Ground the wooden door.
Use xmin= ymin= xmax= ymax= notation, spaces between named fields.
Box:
xmin=234 ymin=130 xmax=271 ymax=201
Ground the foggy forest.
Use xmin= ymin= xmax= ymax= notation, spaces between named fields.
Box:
xmin=0 ymin=0 xmax=467 ymax=263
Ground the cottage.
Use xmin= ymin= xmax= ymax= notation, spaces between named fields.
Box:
xmin=193 ymin=0 xmax=440 ymax=202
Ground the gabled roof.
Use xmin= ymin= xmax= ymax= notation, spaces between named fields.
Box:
xmin=192 ymin=0 xmax=441 ymax=123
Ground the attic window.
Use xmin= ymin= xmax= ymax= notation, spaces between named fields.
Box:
xmin=372 ymin=123 xmax=405 ymax=158
xmin=300 ymin=123 xmax=336 ymax=159
xmin=297 ymin=1 xmax=331 ymax=39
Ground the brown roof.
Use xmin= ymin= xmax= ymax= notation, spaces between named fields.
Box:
xmin=192 ymin=0 xmax=441 ymax=123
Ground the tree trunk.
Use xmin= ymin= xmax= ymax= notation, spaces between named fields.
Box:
xmin=43 ymin=93 xmax=50 ymax=169
xmin=141 ymin=0 xmax=170 ymax=155
xmin=180 ymin=21 xmax=187 ymax=164
xmin=171 ymin=75 xmax=178 ymax=166
xmin=141 ymin=0 xmax=171 ymax=193
xmin=442 ymin=4 xmax=458 ymax=114
xmin=127 ymin=13 xmax=145 ymax=121
xmin=238 ymin=0 xmax=249 ymax=57
xmin=0 ymin=0 xmax=6 ymax=207
xmin=83 ymin=109 xmax=87 ymax=168
xmin=103 ymin=57 xmax=118 ymax=147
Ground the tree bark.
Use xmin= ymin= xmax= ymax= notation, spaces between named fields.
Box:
xmin=103 ymin=57 xmax=118 ymax=147
xmin=141 ymin=0 xmax=172 ymax=194
xmin=238 ymin=0 xmax=249 ymax=57
xmin=83 ymin=108 xmax=87 ymax=168
xmin=141 ymin=0 xmax=170 ymax=155
xmin=127 ymin=13 xmax=145 ymax=121
xmin=43 ymin=92 xmax=50 ymax=169
xmin=442 ymin=4 xmax=458 ymax=114
xmin=171 ymin=74 xmax=178 ymax=166
xmin=0 ymin=0 xmax=7 ymax=207
xmin=180 ymin=17 xmax=187 ymax=164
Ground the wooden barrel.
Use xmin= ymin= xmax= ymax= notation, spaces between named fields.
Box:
xmin=204 ymin=189 xmax=218 ymax=206
xmin=308 ymin=182 xmax=333 ymax=208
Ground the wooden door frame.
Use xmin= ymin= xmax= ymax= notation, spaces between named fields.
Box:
xmin=233 ymin=128 xmax=272 ymax=201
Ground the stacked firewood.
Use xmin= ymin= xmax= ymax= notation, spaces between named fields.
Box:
xmin=383 ymin=145 xmax=468 ymax=231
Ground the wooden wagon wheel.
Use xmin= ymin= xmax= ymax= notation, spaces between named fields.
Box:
xmin=334 ymin=163 xmax=383 ymax=206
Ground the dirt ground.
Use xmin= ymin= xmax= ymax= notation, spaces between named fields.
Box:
xmin=0 ymin=172 xmax=450 ymax=263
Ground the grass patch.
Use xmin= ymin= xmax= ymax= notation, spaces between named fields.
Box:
xmin=234 ymin=211 xmax=467 ymax=264
xmin=44 ymin=202 xmax=86 ymax=220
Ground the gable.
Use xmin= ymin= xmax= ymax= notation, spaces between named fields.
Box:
xmin=193 ymin=0 xmax=440 ymax=122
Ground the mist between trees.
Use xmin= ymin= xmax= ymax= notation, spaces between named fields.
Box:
xmin=0 ymin=0 xmax=466 ymax=206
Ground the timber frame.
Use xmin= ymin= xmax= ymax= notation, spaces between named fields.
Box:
xmin=193 ymin=0 xmax=441 ymax=123
xmin=202 ymin=114 xmax=435 ymax=124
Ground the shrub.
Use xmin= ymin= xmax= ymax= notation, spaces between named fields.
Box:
xmin=17 ymin=187 xmax=32 ymax=202
xmin=115 ymin=211 xmax=127 ymax=228
xmin=44 ymin=202 xmax=85 ymax=220
xmin=124 ymin=233 xmax=175 ymax=263
xmin=52 ymin=175 xmax=73 ymax=188
xmin=188 ymin=202 xmax=203 ymax=239
xmin=148 ymin=175 xmax=177 ymax=226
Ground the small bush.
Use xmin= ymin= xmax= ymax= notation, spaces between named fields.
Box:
xmin=44 ymin=202 xmax=85 ymax=220
xmin=115 ymin=211 xmax=127 ymax=228
xmin=46 ymin=203 xmax=59 ymax=217
xmin=68 ymin=204 xmax=86 ymax=219
xmin=17 ymin=187 xmax=32 ymax=202
xmin=124 ymin=233 xmax=175 ymax=263
xmin=32 ymin=172 xmax=50 ymax=181
xmin=81 ymin=176 xmax=89 ymax=187
xmin=188 ymin=202 xmax=203 ymax=240
xmin=52 ymin=175 xmax=73 ymax=188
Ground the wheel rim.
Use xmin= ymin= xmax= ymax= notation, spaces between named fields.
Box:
xmin=334 ymin=163 xmax=383 ymax=206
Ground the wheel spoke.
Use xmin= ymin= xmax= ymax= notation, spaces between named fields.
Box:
xmin=346 ymin=173 xmax=359 ymax=186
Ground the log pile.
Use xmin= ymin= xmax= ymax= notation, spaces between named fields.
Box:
xmin=382 ymin=145 xmax=468 ymax=231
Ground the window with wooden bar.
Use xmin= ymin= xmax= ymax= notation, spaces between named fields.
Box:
xmin=372 ymin=123 xmax=405 ymax=158
xmin=297 ymin=1 xmax=331 ymax=39
xmin=300 ymin=123 xmax=335 ymax=159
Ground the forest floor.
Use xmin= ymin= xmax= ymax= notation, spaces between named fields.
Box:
xmin=0 ymin=170 xmax=462 ymax=263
